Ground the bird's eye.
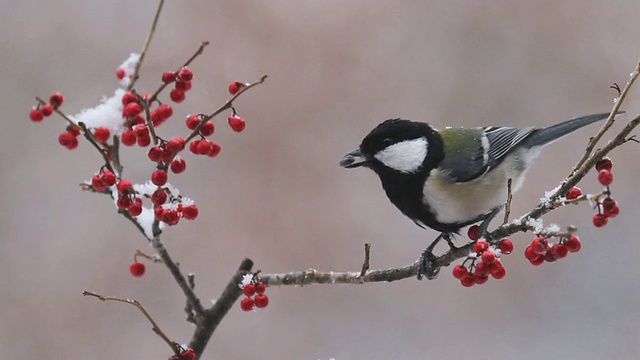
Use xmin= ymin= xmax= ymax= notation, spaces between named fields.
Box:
xmin=382 ymin=138 xmax=393 ymax=147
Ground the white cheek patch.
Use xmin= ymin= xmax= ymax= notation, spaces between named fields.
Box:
xmin=374 ymin=137 xmax=428 ymax=173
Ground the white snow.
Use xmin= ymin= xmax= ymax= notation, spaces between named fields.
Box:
xmin=117 ymin=53 xmax=140 ymax=88
xmin=71 ymin=88 xmax=127 ymax=141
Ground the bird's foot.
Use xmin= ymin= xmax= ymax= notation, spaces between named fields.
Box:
xmin=477 ymin=208 xmax=500 ymax=240
xmin=417 ymin=249 xmax=440 ymax=280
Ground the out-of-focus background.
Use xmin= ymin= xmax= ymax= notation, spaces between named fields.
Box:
xmin=2 ymin=1 xmax=639 ymax=359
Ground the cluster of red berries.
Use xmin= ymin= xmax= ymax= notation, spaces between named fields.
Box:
xmin=240 ymin=276 xmax=269 ymax=311
xmin=452 ymin=225 xmax=513 ymax=287
xmin=168 ymin=347 xmax=196 ymax=360
xmin=162 ymin=67 xmax=195 ymax=103
xmin=592 ymin=158 xmax=619 ymax=228
xmin=29 ymin=92 xmax=63 ymax=122
xmin=524 ymin=235 xmax=581 ymax=266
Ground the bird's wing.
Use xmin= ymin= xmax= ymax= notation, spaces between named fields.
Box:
xmin=483 ymin=126 xmax=536 ymax=170
xmin=438 ymin=126 xmax=536 ymax=183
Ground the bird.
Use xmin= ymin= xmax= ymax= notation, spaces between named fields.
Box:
xmin=339 ymin=111 xmax=620 ymax=279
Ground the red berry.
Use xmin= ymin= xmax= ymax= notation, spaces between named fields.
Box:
xmin=255 ymin=281 xmax=266 ymax=294
xmin=524 ymin=245 xmax=539 ymax=261
xmin=129 ymin=261 xmax=146 ymax=277
xmin=151 ymin=189 xmax=167 ymax=205
xmin=228 ymin=81 xmax=244 ymax=95
xmin=180 ymin=348 xmax=196 ymax=360
xmin=529 ymin=256 xmax=544 ymax=266
xmin=116 ymin=68 xmax=125 ymax=80
xmin=551 ymin=243 xmax=568 ymax=259
xmin=473 ymin=239 xmax=489 ymax=253
xmin=93 ymin=127 xmax=110 ymax=143
xmin=491 ymin=266 xmax=506 ymax=280
xmin=595 ymin=158 xmax=613 ymax=172
xmin=473 ymin=273 xmax=489 ymax=285
xmin=128 ymin=198 xmax=143 ymax=216
xmin=167 ymin=136 xmax=185 ymax=153
xmin=170 ymin=157 xmax=186 ymax=174
xmin=169 ymin=88 xmax=186 ymax=103
xmin=157 ymin=103 xmax=173 ymax=119
xmin=151 ymin=170 xmax=168 ymax=186
xmin=185 ymin=114 xmax=200 ymax=130
xmin=148 ymin=146 xmax=163 ymax=162
xmin=150 ymin=109 xmax=164 ymax=127
xmin=154 ymin=206 xmax=165 ymax=219
xmin=64 ymin=125 xmax=80 ymax=137
xmin=467 ymin=225 xmax=479 ymax=240
xmin=240 ymin=297 xmax=255 ymax=311
xmin=565 ymin=235 xmax=582 ymax=253
xmin=487 ymin=259 xmax=503 ymax=274
xmin=196 ymin=140 xmax=212 ymax=155
xmin=474 ymin=262 xmax=488 ymax=276
xmin=481 ymin=251 xmax=495 ymax=264
xmin=101 ymin=169 xmax=117 ymax=186
xmin=58 ymin=131 xmax=76 ymax=147
xmin=92 ymin=175 xmax=107 ymax=191
xmin=137 ymin=135 xmax=151 ymax=147
xmin=460 ymin=275 xmax=475 ymax=287
xmin=117 ymin=179 xmax=133 ymax=193
xmin=227 ymin=115 xmax=246 ymax=132
xmin=129 ymin=115 xmax=145 ymax=127
xmin=121 ymin=92 xmax=137 ymax=105
xmin=189 ymin=139 xmax=201 ymax=154
xmin=254 ymin=294 xmax=269 ymax=308
xmin=29 ymin=108 xmax=44 ymax=122
xmin=177 ymin=67 xmax=194 ymax=82
xmin=161 ymin=70 xmax=175 ymax=84
xmin=117 ymin=195 xmax=133 ymax=209
xmin=123 ymin=102 xmax=143 ymax=117
xmin=602 ymin=198 xmax=619 ymax=218
xmin=200 ymin=121 xmax=215 ymax=136
xmin=452 ymin=264 xmax=468 ymax=280
xmin=161 ymin=148 xmax=174 ymax=163
xmin=40 ymin=104 xmax=54 ymax=117
xmin=133 ymin=124 xmax=149 ymax=138
xmin=49 ymin=92 xmax=64 ymax=108
xmin=566 ymin=186 xmax=582 ymax=200
xmin=531 ymin=237 xmax=548 ymax=255
xmin=182 ymin=204 xmax=199 ymax=220
xmin=207 ymin=142 xmax=221 ymax=157
xmin=243 ymin=283 xmax=256 ymax=297
xmin=498 ymin=238 xmax=513 ymax=254
xmin=175 ymin=80 xmax=192 ymax=92
xmin=544 ymin=249 xmax=558 ymax=262
xmin=593 ymin=213 xmax=608 ymax=228
xmin=161 ymin=209 xmax=180 ymax=226
xmin=598 ymin=170 xmax=613 ymax=186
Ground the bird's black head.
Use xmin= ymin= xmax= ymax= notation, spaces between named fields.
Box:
xmin=340 ymin=119 xmax=443 ymax=174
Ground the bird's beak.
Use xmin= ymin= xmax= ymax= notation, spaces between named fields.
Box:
xmin=339 ymin=149 xmax=368 ymax=168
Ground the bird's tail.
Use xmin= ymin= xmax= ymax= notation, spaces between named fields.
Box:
xmin=524 ymin=111 xmax=623 ymax=148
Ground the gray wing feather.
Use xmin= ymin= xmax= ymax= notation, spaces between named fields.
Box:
xmin=483 ymin=126 xmax=536 ymax=169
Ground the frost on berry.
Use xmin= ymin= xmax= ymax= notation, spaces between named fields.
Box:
xmin=565 ymin=186 xmax=582 ymax=200
xmin=180 ymin=348 xmax=196 ymax=360
xmin=473 ymin=239 xmax=489 ymax=253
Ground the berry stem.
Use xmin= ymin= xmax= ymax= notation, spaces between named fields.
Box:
xmin=82 ymin=290 xmax=182 ymax=354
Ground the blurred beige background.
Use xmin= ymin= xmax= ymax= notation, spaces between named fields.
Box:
xmin=2 ymin=1 xmax=640 ymax=359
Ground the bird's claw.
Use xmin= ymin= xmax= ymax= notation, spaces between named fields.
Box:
xmin=417 ymin=249 xmax=440 ymax=280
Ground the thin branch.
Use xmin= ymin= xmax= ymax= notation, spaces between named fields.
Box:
xmin=189 ymin=258 xmax=254 ymax=358
xmin=127 ymin=0 xmax=165 ymax=91
xmin=83 ymin=290 xmax=182 ymax=354
xmin=359 ymin=243 xmax=371 ymax=277
xmin=77 ymin=122 xmax=116 ymax=175
xmin=572 ymin=59 xmax=640 ymax=172
xmin=503 ymin=178 xmax=513 ymax=224
xmin=184 ymin=75 xmax=268 ymax=143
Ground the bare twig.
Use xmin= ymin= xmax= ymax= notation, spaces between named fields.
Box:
xmin=127 ymin=0 xmax=165 ymax=90
xmin=77 ymin=122 xmax=117 ymax=175
xmin=359 ymin=243 xmax=371 ymax=277
xmin=83 ymin=290 xmax=182 ymax=354
xmin=503 ymin=178 xmax=513 ymax=224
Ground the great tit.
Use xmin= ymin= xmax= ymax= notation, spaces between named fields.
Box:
xmin=340 ymin=112 xmax=618 ymax=279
